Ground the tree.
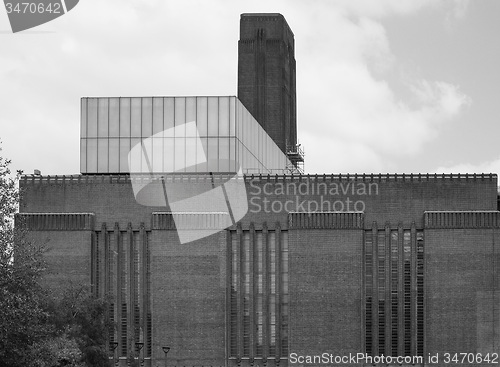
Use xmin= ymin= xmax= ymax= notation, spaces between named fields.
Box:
xmin=28 ymin=284 xmax=112 ymax=367
xmin=0 ymin=146 xmax=111 ymax=367
xmin=50 ymin=284 xmax=112 ymax=367
xmin=0 ymin=146 xmax=50 ymax=366
xmin=30 ymin=333 xmax=85 ymax=367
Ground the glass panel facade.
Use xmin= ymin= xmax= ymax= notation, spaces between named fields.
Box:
xmin=119 ymin=98 xmax=131 ymax=138
xmin=175 ymin=97 xmax=186 ymax=130
xmin=196 ymin=97 xmax=208 ymax=137
xmin=152 ymin=97 xmax=163 ymax=135
xmin=219 ymin=138 xmax=230 ymax=172
xmin=164 ymin=98 xmax=175 ymax=132
xmin=80 ymin=139 xmax=87 ymax=172
xmin=98 ymin=98 xmax=108 ymax=137
xmin=207 ymin=138 xmax=218 ymax=172
xmin=87 ymin=98 xmax=98 ymax=138
xmin=219 ymin=97 xmax=230 ymax=137
xmin=109 ymin=98 xmax=120 ymax=137
xmin=80 ymin=96 xmax=292 ymax=174
xmin=174 ymin=138 xmax=185 ymax=173
xmin=164 ymin=137 xmax=174 ymax=173
xmin=152 ymin=138 xmax=163 ymax=173
xmin=119 ymin=138 xmax=130 ymax=173
xmin=131 ymin=98 xmax=142 ymax=137
xmin=141 ymin=98 xmax=153 ymax=138
xmin=87 ymin=138 xmax=97 ymax=172
xmin=80 ymin=98 xmax=87 ymax=138
xmin=207 ymin=97 xmax=218 ymax=136
xmin=186 ymin=97 xmax=196 ymax=125
xmin=109 ymin=138 xmax=119 ymax=173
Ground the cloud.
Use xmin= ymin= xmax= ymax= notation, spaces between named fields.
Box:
xmin=434 ymin=157 xmax=500 ymax=175
xmin=410 ymin=80 xmax=471 ymax=119
xmin=450 ymin=0 xmax=470 ymax=19
xmin=0 ymin=0 xmax=238 ymax=174
xmin=329 ymin=0 xmax=435 ymax=18
xmin=443 ymin=0 xmax=470 ymax=31
xmin=297 ymin=6 xmax=471 ymax=173
xmin=0 ymin=0 xmax=473 ymax=175
xmin=331 ymin=0 xmax=470 ymax=21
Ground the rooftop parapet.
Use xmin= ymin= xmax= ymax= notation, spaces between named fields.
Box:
xmin=20 ymin=172 xmax=498 ymax=186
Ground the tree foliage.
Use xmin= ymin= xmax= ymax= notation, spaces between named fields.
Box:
xmin=0 ymin=146 xmax=49 ymax=366
xmin=47 ymin=284 xmax=112 ymax=367
xmin=0 ymin=146 xmax=111 ymax=367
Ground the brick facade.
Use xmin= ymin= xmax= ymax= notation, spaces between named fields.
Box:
xmin=18 ymin=174 xmax=500 ymax=366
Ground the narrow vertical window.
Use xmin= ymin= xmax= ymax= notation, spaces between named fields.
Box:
xmin=108 ymin=302 xmax=115 ymax=351
xmin=403 ymin=230 xmax=411 ymax=356
xmin=416 ymin=231 xmax=424 ymax=356
xmin=256 ymin=231 xmax=264 ymax=356
xmin=120 ymin=233 xmax=128 ymax=357
xmin=229 ymin=233 xmax=238 ymax=357
xmin=269 ymin=232 xmax=276 ymax=357
xmin=390 ymin=231 xmax=398 ymax=356
xmin=95 ymin=234 xmax=100 ymax=296
xmin=107 ymin=232 xmax=116 ymax=351
xmin=280 ymin=231 xmax=289 ymax=356
xmin=146 ymin=232 xmax=152 ymax=357
xmin=133 ymin=232 xmax=140 ymax=342
xmin=243 ymin=232 xmax=251 ymax=357
xmin=121 ymin=303 xmax=127 ymax=356
xmin=377 ymin=232 xmax=385 ymax=355
xmin=146 ymin=314 xmax=152 ymax=357
xmin=364 ymin=232 xmax=373 ymax=355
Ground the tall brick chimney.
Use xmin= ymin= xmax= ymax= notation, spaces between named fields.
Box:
xmin=238 ymin=13 xmax=297 ymax=154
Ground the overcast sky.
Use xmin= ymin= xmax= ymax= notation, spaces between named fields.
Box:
xmin=1 ymin=0 xmax=499 ymax=176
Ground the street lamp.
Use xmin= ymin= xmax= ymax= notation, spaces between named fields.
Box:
xmin=135 ymin=342 xmax=144 ymax=367
xmin=110 ymin=342 xmax=119 ymax=367
xmin=162 ymin=347 xmax=170 ymax=367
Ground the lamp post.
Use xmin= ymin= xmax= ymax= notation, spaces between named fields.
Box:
xmin=162 ymin=347 xmax=170 ymax=367
xmin=110 ymin=342 xmax=119 ymax=367
xmin=135 ymin=342 xmax=144 ymax=367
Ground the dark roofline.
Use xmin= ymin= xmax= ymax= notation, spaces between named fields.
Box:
xmin=240 ymin=13 xmax=294 ymax=37
xmin=20 ymin=173 xmax=499 ymax=185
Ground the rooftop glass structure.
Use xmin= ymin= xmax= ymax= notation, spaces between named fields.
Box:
xmin=80 ymin=96 xmax=292 ymax=174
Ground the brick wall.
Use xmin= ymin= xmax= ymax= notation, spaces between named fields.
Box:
xmin=17 ymin=212 xmax=94 ymax=294
xmin=150 ymin=229 xmax=227 ymax=366
xmin=425 ymin=228 xmax=500 ymax=358
xmin=20 ymin=174 xmax=498 ymax=230
xmin=242 ymin=174 xmax=497 ymax=228
xmin=18 ymin=174 xmax=500 ymax=366
xmin=289 ymin=227 xmax=363 ymax=360
xmin=20 ymin=176 xmax=160 ymax=228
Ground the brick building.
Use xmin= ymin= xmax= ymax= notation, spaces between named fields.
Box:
xmin=18 ymin=13 xmax=499 ymax=367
